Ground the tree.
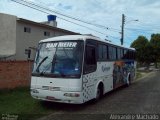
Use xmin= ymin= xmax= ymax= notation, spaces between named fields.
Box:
xmin=131 ymin=36 xmax=151 ymax=67
xmin=150 ymin=34 xmax=160 ymax=68
xmin=143 ymin=42 xmax=154 ymax=68
xmin=131 ymin=36 xmax=148 ymax=50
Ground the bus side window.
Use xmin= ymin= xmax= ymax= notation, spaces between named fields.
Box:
xmin=123 ymin=49 xmax=127 ymax=59
xmin=84 ymin=45 xmax=97 ymax=74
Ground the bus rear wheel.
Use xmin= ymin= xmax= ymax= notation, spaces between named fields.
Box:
xmin=96 ymin=87 xmax=101 ymax=100
xmin=95 ymin=84 xmax=103 ymax=102
xmin=127 ymin=75 xmax=131 ymax=87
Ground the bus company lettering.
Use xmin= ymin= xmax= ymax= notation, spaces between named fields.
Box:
xmin=102 ymin=66 xmax=110 ymax=72
xmin=46 ymin=42 xmax=77 ymax=48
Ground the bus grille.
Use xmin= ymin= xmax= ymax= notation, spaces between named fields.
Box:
xmin=42 ymin=86 xmax=60 ymax=91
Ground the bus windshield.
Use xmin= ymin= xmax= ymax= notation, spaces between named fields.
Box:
xmin=32 ymin=41 xmax=84 ymax=78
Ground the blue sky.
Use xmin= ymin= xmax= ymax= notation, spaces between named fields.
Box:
xmin=0 ymin=0 xmax=160 ymax=47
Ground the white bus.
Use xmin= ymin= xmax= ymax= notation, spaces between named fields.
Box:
xmin=31 ymin=35 xmax=136 ymax=104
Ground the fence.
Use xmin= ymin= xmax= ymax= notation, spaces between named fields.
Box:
xmin=0 ymin=61 xmax=33 ymax=89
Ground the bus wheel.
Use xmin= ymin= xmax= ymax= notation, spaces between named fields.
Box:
xmin=96 ymin=87 xmax=101 ymax=100
xmin=95 ymin=84 xmax=103 ymax=102
xmin=127 ymin=75 xmax=131 ymax=87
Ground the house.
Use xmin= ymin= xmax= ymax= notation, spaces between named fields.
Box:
xmin=0 ymin=13 xmax=80 ymax=61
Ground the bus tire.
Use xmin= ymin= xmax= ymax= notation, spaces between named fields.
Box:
xmin=127 ymin=75 xmax=131 ymax=87
xmin=94 ymin=83 xmax=103 ymax=102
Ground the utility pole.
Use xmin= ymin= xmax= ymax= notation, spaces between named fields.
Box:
xmin=121 ymin=14 xmax=125 ymax=45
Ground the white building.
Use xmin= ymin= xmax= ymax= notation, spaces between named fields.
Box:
xmin=0 ymin=13 xmax=79 ymax=60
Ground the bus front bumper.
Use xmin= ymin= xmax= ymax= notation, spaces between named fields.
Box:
xmin=30 ymin=88 xmax=83 ymax=104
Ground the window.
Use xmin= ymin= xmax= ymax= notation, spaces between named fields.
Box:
xmin=125 ymin=50 xmax=129 ymax=59
xmin=103 ymin=45 xmax=108 ymax=60
xmin=86 ymin=45 xmax=96 ymax=65
xmin=123 ymin=49 xmax=127 ymax=59
xmin=108 ymin=46 xmax=117 ymax=60
xmin=120 ymin=49 xmax=123 ymax=59
xmin=108 ymin=46 xmax=112 ymax=60
xmin=122 ymin=49 xmax=136 ymax=60
xmin=98 ymin=44 xmax=108 ymax=60
xmin=32 ymin=41 xmax=84 ymax=78
xmin=98 ymin=44 xmax=103 ymax=60
xmin=84 ymin=45 xmax=97 ymax=74
xmin=117 ymin=48 xmax=123 ymax=60
xmin=25 ymin=49 xmax=31 ymax=59
xmin=24 ymin=27 xmax=31 ymax=33
xmin=44 ymin=31 xmax=50 ymax=36
xmin=117 ymin=48 xmax=121 ymax=59
xmin=129 ymin=51 xmax=132 ymax=59
xmin=130 ymin=51 xmax=136 ymax=60
xmin=133 ymin=51 xmax=136 ymax=60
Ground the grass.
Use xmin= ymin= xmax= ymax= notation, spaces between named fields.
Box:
xmin=136 ymin=72 xmax=143 ymax=79
xmin=136 ymin=69 xmax=152 ymax=80
xmin=0 ymin=87 xmax=88 ymax=120
xmin=0 ymin=87 xmax=53 ymax=120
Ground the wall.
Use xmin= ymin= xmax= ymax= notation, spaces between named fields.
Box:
xmin=0 ymin=61 xmax=33 ymax=89
xmin=16 ymin=21 xmax=47 ymax=61
xmin=15 ymin=20 xmax=78 ymax=61
xmin=0 ymin=13 xmax=17 ymax=58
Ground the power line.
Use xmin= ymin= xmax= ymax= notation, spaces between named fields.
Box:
xmin=10 ymin=0 xmax=107 ymax=35
xmin=11 ymin=0 xmax=160 ymax=43
xmin=11 ymin=0 xmax=120 ymax=33
xmin=37 ymin=0 xmax=121 ymax=32
xmin=108 ymin=35 xmax=120 ymax=40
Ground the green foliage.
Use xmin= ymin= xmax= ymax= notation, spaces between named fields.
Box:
xmin=150 ymin=34 xmax=160 ymax=63
xmin=131 ymin=34 xmax=160 ymax=68
xmin=136 ymin=72 xmax=142 ymax=79
xmin=131 ymin=36 xmax=149 ymax=63
xmin=131 ymin=36 xmax=148 ymax=49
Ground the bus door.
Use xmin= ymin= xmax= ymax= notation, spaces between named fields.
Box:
xmin=82 ymin=41 xmax=97 ymax=101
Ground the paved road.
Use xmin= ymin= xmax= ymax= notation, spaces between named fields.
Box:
xmin=38 ymin=71 xmax=160 ymax=120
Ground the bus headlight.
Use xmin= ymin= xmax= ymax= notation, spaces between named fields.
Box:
xmin=64 ymin=93 xmax=80 ymax=97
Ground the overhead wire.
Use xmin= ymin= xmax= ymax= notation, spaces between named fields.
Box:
xmin=12 ymin=0 xmax=147 ymax=43
xmin=10 ymin=0 xmax=108 ymax=35
xmin=12 ymin=0 xmax=121 ymax=33
xmin=10 ymin=0 xmax=160 ymax=44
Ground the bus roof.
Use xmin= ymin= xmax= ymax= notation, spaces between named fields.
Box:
xmin=39 ymin=35 xmax=135 ymax=51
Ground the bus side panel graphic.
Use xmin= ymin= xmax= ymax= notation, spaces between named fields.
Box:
xmin=113 ymin=61 xmax=135 ymax=88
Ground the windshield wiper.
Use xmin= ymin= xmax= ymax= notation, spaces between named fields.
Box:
xmin=36 ymin=56 xmax=48 ymax=73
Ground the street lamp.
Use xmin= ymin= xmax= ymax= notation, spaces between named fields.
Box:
xmin=125 ymin=19 xmax=139 ymax=25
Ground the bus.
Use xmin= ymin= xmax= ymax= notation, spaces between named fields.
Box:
xmin=31 ymin=35 xmax=136 ymax=104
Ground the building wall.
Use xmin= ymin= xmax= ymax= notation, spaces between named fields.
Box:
xmin=0 ymin=61 xmax=33 ymax=89
xmin=0 ymin=13 xmax=79 ymax=61
xmin=15 ymin=21 xmax=76 ymax=60
xmin=0 ymin=13 xmax=17 ymax=58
